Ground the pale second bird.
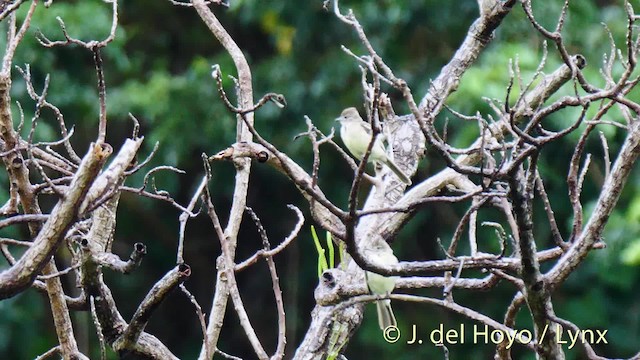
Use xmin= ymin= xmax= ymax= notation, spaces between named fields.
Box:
xmin=336 ymin=107 xmax=411 ymax=185
xmin=364 ymin=241 xmax=399 ymax=330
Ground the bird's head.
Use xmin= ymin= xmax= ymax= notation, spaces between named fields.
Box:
xmin=335 ymin=107 xmax=360 ymax=123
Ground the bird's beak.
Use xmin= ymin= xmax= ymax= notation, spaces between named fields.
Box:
xmin=335 ymin=116 xmax=343 ymax=122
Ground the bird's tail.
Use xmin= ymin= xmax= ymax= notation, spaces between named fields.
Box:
xmin=383 ymin=158 xmax=411 ymax=185
xmin=376 ymin=299 xmax=397 ymax=330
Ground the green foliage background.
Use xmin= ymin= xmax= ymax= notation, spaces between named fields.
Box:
xmin=0 ymin=0 xmax=639 ymax=359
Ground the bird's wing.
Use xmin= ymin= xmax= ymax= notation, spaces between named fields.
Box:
xmin=362 ymin=120 xmax=390 ymax=142
xmin=361 ymin=120 xmax=373 ymax=135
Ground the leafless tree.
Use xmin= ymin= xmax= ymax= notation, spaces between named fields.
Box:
xmin=0 ymin=0 xmax=639 ymax=359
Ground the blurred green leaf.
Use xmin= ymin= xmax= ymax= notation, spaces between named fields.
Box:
xmin=621 ymin=240 xmax=640 ymax=266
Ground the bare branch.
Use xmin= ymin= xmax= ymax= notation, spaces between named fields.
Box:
xmin=236 ymin=205 xmax=304 ymax=271
xmin=0 ymin=143 xmax=109 ymax=298
xmin=120 ymin=264 xmax=191 ymax=349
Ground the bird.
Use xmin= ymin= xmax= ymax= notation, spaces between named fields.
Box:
xmin=364 ymin=241 xmax=399 ymax=330
xmin=336 ymin=107 xmax=411 ymax=185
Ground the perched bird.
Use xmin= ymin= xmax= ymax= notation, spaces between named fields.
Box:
xmin=364 ymin=241 xmax=399 ymax=330
xmin=336 ymin=107 xmax=411 ymax=185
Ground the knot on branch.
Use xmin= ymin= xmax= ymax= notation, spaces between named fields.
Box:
xmin=314 ymin=268 xmax=367 ymax=306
